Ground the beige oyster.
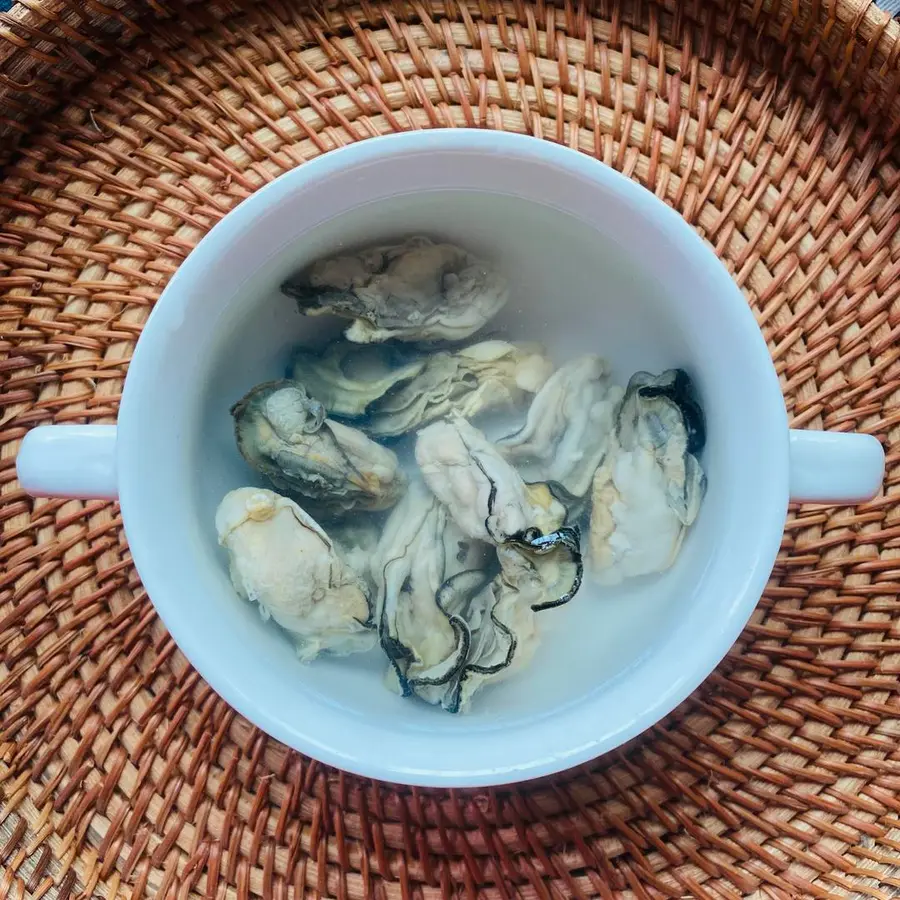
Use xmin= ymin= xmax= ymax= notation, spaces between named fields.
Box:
xmin=282 ymin=235 xmax=509 ymax=343
xmin=215 ymin=487 xmax=375 ymax=661
xmin=589 ymin=369 xmax=706 ymax=583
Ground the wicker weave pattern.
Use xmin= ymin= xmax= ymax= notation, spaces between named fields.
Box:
xmin=1 ymin=1 xmax=899 ymax=898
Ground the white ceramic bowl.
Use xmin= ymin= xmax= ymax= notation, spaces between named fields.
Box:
xmin=17 ymin=131 xmax=884 ymax=786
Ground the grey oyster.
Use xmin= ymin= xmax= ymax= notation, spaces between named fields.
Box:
xmin=497 ymin=355 xmax=624 ymax=497
xmin=291 ymin=339 xmax=552 ymax=437
xmin=589 ymin=368 xmax=707 ymax=583
xmin=363 ymin=340 xmax=554 ymax=438
xmin=289 ymin=341 xmax=427 ymax=418
xmin=215 ymin=487 xmax=375 ymax=661
xmin=281 ymin=236 xmax=509 ymax=344
xmin=232 ymin=379 xmax=405 ymax=514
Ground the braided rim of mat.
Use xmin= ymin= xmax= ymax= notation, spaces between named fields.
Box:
xmin=2 ymin=1 xmax=900 ymax=898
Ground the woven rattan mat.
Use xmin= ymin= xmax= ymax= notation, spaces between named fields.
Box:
xmin=2 ymin=1 xmax=900 ymax=897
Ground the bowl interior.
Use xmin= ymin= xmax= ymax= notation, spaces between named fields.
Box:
xmin=196 ymin=190 xmax=702 ymax=724
xmin=122 ymin=134 xmax=787 ymax=783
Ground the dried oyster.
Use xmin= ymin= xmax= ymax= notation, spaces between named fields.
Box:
xmin=290 ymin=339 xmax=552 ymax=437
xmin=215 ymin=487 xmax=375 ymax=661
xmin=444 ymin=544 xmax=555 ymax=713
xmin=231 ymin=379 xmax=406 ymax=514
xmin=497 ymin=355 xmax=624 ymax=497
xmin=373 ymin=481 xmax=493 ymax=705
xmin=415 ymin=415 xmax=566 ymax=543
xmin=416 ymin=416 xmax=583 ymax=605
xmin=364 ymin=340 xmax=554 ymax=438
xmin=426 ymin=536 xmax=582 ymax=713
xmin=429 ymin=565 xmax=532 ymax=714
xmin=289 ymin=341 xmax=426 ymax=418
xmin=282 ymin=236 xmax=509 ymax=344
xmin=589 ymin=369 xmax=706 ymax=583
xmin=375 ymin=482 xmax=582 ymax=713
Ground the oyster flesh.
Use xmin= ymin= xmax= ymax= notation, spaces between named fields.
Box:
xmin=429 ymin=538 xmax=583 ymax=713
xmin=425 ymin=563 xmax=534 ymax=714
xmin=497 ymin=355 xmax=624 ymax=497
xmin=330 ymin=517 xmax=382 ymax=584
xmin=589 ymin=369 xmax=706 ymax=583
xmin=290 ymin=339 xmax=553 ymax=437
xmin=415 ymin=415 xmax=566 ymax=543
xmin=232 ymin=379 xmax=406 ymax=514
xmin=444 ymin=543 xmax=559 ymax=713
xmin=289 ymin=341 xmax=426 ymax=418
xmin=364 ymin=340 xmax=554 ymax=438
xmin=373 ymin=480 xmax=493 ymax=707
xmin=215 ymin=487 xmax=375 ymax=661
xmin=416 ymin=416 xmax=584 ymax=610
xmin=374 ymin=482 xmax=582 ymax=713
xmin=282 ymin=236 xmax=509 ymax=344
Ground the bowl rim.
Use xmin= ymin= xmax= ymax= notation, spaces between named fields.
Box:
xmin=118 ymin=129 xmax=789 ymax=786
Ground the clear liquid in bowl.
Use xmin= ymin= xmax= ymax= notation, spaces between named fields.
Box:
xmin=191 ymin=190 xmax=712 ymax=728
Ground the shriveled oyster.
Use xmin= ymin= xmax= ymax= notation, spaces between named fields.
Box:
xmin=289 ymin=341 xmax=426 ymax=418
xmin=415 ymin=415 xmax=566 ymax=543
xmin=232 ymin=380 xmax=405 ymax=514
xmin=426 ymin=565 xmax=532 ymax=714
xmin=589 ymin=369 xmax=706 ymax=583
xmin=498 ymin=355 xmax=624 ymax=497
xmin=425 ymin=537 xmax=582 ymax=713
xmin=445 ymin=543 xmax=563 ymax=712
xmin=416 ymin=416 xmax=584 ymax=604
xmin=290 ymin=339 xmax=552 ymax=437
xmin=375 ymin=481 xmax=582 ymax=713
xmin=282 ymin=236 xmax=509 ymax=344
xmin=215 ymin=488 xmax=375 ymax=661
xmin=373 ymin=481 xmax=493 ymax=705
xmin=365 ymin=340 xmax=554 ymax=438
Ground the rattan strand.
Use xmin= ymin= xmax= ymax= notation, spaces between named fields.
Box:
xmin=1 ymin=1 xmax=900 ymax=897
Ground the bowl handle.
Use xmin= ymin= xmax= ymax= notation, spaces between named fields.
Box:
xmin=16 ymin=425 xmax=118 ymax=500
xmin=788 ymin=430 xmax=884 ymax=504
xmin=14 ymin=424 xmax=885 ymax=506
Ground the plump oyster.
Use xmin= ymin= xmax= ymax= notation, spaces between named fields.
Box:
xmin=497 ymin=355 xmax=624 ymax=497
xmin=374 ymin=481 xmax=582 ymax=713
xmin=415 ymin=415 xmax=567 ymax=543
xmin=289 ymin=341 xmax=426 ymax=418
xmin=215 ymin=488 xmax=375 ymax=661
xmin=364 ymin=340 xmax=554 ymax=438
xmin=589 ymin=369 xmax=706 ymax=583
xmin=231 ymin=380 xmax=406 ymax=514
xmin=282 ymin=236 xmax=509 ymax=344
